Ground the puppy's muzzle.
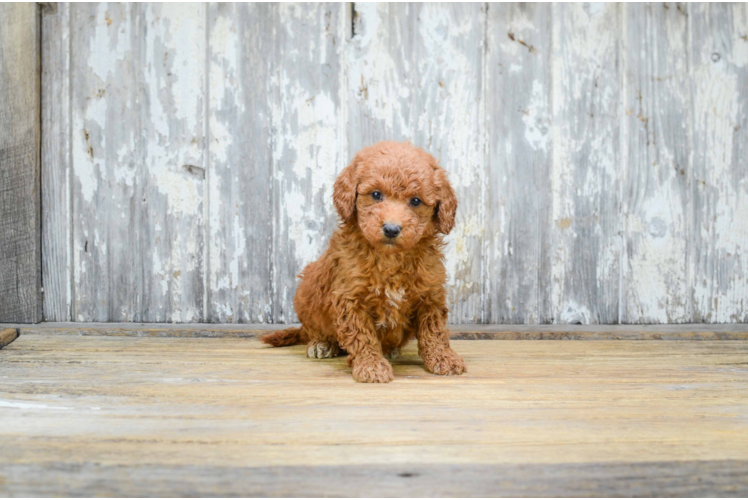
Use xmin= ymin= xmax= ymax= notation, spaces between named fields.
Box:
xmin=382 ymin=223 xmax=402 ymax=239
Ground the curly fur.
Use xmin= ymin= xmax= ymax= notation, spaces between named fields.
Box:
xmin=262 ymin=141 xmax=466 ymax=383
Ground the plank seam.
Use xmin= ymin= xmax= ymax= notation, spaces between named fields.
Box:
xmin=35 ymin=3 xmax=44 ymax=323
xmin=269 ymin=6 xmax=277 ymax=323
xmin=480 ymin=2 xmax=489 ymax=324
xmin=67 ymin=4 xmax=74 ymax=322
xmin=203 ymin=4 xmax=210 ymax=322
xmin=544 ymin=4 xmax=552 ymax=324
xmin=618 ymin=3 xmax=626 ymax=324
xmin=8 ymin=322 xmax=748 ymax=340
xmin=546 ymin=4 xmax=554 ymax=324
xmin=686 ymin=2 xmax=695 ymax=323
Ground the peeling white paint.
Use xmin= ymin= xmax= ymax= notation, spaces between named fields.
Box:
xmin=550 ymin=3 xmax=623 ymax=324
xmin=690 ymin=3 xmax=748 ymax=323
xmin=559 ymin=301 xmax=592 ymax=325
xmin=88 ymin=6 xmax=130 ymax=81
xmin=523 ymin=80 xmax=550 ymax=152
xmin=348 ymin=3 xmax=412 ymax=138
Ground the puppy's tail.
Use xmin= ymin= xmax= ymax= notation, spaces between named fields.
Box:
xmin=260 ymin=327 xmax=309 ymax=347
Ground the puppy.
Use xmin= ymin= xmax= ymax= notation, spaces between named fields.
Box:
xmin=261 ymin=141 xmax=466 ymax=383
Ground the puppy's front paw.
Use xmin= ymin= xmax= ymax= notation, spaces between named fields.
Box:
xmin=351 ymin=356 xmax=394 ymax=383
xmin=423 ymin=348 xmax=466 ymax=376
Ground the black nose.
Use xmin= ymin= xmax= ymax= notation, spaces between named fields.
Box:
xmin=383 ymin=223 xmax=401 ymax=239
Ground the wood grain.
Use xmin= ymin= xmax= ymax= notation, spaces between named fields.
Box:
xmin=3 ymin=460 xmax=747 ymax=497
xmin=486 ymin=4 xmax=552 ymax=324
xmin=68 ymin=4 xmax=206 ymax=322
xmin=550 ymin=3 xmax=622 ymax=324
xmin=271 ymin=4 xmax=347 ymax=323
xmin=347 ymin=3 xmax=414 ymax=156
xmin=2 ymin=334 xmax=748 ymax=496
xmin=411 ymin=4 xmax=485 ymax=324
xmin=621 ymin=3 xmax=691 ymax=323
xmin=70 ymin=4 xmax=142 ymax=321
xmin=207 ymin=4 xmax=274 ymax=323
xmin=140 ymin=4 xmax=206 ymax=322
xmin=0 ymin=3 xmax=41 ymax=323
xmin=690 ymin=3 xmax=748 ymax=323
xmin=41 ymin=2 xmax=72 ymax=322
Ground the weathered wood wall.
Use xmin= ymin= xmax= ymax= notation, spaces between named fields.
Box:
xmin=40 ymin=3 xmax=748 ymax=324
xmin=0 ymin=4 xmax=42 ymax=323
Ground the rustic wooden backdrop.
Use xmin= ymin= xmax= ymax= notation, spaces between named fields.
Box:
xmin=38 ymin=2 xmax=748 ymax=324
xmin=0 ymin=3 xmax=41 ymax=323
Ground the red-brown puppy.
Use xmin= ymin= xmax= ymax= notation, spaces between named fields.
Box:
xmin=261 ymin=141 xmax=466 ymax=383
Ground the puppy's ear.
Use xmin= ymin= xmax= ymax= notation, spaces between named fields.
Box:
xmin=433 ymin=166 xmax=458 ymax=234
xmin=333 ymin=159 xmax=358 ymax=222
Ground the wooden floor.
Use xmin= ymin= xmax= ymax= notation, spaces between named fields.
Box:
xmin=2 ymin=328 xmax=748 ymax=496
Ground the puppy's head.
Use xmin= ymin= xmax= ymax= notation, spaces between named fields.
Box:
xmin=333 ymin=141 xmax=457 ymax=253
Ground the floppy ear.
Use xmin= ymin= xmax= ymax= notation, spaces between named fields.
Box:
xmin=433 ymin=166 xmax=458 ymax=234
xmin=333 ymin=159 xmax=358 ymax=222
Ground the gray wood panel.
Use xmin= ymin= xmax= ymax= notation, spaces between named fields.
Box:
xmin=550 ymin=3 xmax=622 ymax=324
xmin=0 ymin=3 xmax=42 ymax=323
xmin=37 ymin=2 xmax=748 ymax=324
xmin=41 ymin=3 xmax=72 ymax=322
xmin=347 ymin=3 xmax=416 ymax=156
xmin=690 ymin=3 xmax=748 ymax=323
xmin=208 ymin=3 xmax=345 ymax=324
xmin=486 ymin=3 xmax=552 ymax=324
xmin=140 ymin=4 xmax=206 ymax=322
xmin=68 ymin=4 xmax=205 ymax=322
xmin=70 ymin=4 xmax=142 ymax=321
xmin=207 ymin=4 xmax=275 ymax=322
xmin=271 ymin=4 xmax=347 ymax=323
xmin=621 ymin=3 xmax=691 ymax=323
xmin=414 ymin=4 xmax=485 ymax=324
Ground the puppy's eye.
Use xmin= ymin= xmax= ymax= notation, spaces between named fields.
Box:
xmin=409 ymin=197 xmax=422 ymax=207
xmin=371 ymin=191 xmax=383 ymax=201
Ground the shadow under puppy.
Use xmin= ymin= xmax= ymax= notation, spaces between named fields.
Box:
xmin=262 ymin=141 xmax=466 ymax=383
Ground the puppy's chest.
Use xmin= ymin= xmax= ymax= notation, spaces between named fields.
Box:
xmin=368 ymin=278 xmax=418 ymax=330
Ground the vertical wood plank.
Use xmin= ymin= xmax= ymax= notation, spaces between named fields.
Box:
xmin=272 ymin=4 xmax=346 ymax=322
xmin=71 ymin=4 xmax=205 ymax=322
xmin=0 ymin=3 xmax=42 ymax=323
xmin=347 ymin=3 xmax=415 ymax=156
xmin=551 ymin=3 xmax=622 ymax=324
xmin=485 ymin=4 xmax=552 ymax=324
xmin=348 ymin=3 xmax=485 ymax=323
xmin=690 ymin=3 xmax=748 ymax=322
xmin=41 ymin=3 xmax=72 ymax=321
xmin=413 ymin=4 xmax=485 ymax=324
xmin=620 ymin=3 xmax=691 ymax=323
xmin=140 ymin=3 xmax=206 ymax=322
xmin=207 ymin=4 xmax=274 ymax=322
xmin=71 ymin=4 xmax=142 ymax=321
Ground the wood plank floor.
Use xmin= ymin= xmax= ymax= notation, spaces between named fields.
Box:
xmin=2 ymin=332 xmax=748 ymax=496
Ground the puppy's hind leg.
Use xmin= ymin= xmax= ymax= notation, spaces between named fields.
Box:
xmin=305 ymin=327 xmax=342 ymax=359
xmin=307 ymin=339 xmax=342 ymax=359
